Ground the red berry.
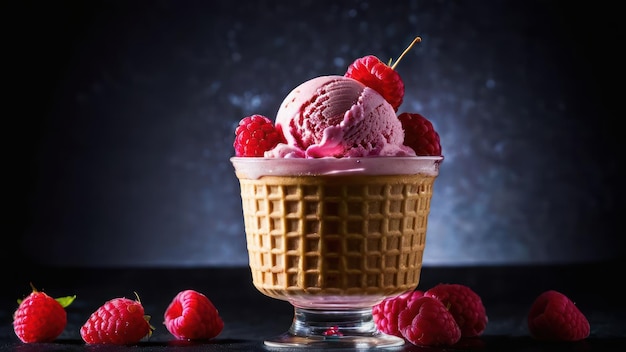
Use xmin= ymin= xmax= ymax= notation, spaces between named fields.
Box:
xmin=398 ymin=112 xmax=442 ymax=156
xmin=425 ymin=283 xmax=488 ymax=337
xmin=164 ymin=289 xmax=224 ymax=340
xmin=528 ymin=290 xmax=590 ymax=341
xmin=345 ymin=55 xmax=404 ymax=111
xmin=322 ymin=325 xmax=343 ymax=336
xmin=234 ymin=114 xmax=285 ymax=157
xmin=13 ymin=286 xmax=75 ymax=343
xmin=372 ymin=290 xmax=424 ymax=337
xmin=398 ymin=296 xmax=461 ymax=346
xmin=80 ymin=295 xmax=154 ymax=345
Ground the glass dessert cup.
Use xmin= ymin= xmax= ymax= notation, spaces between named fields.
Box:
xmin=231 ymin=157 xmax=442 ymax=349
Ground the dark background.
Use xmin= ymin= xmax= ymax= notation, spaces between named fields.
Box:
xmin=5 ymin=0 xmax=623 ymax=269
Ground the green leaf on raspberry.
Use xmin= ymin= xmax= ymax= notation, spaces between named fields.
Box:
xmin=55 ymin=295 xmax=76 ymax=308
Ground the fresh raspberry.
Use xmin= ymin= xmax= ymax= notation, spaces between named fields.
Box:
xmin=12 ymin=286 xmax=75 ymax=343
xmin=345 ymin=55 xmax=404 ymax=111
xmin=164 ymin=289 xmax=224 ymax=340
xmin=372 ymin=290 xmax=424 ymax=337
xmin=398 ymin=296 xmax=461 ymax=346
xmin=80 ymin=295 xmax=154 ymax=345
xmin=528 ymin=290 xmax=590 ymax=341
xmin=398 ymin=112 xmax=442 ymax=156
xmin=234 ymin=114 xmax=285 ymax=157
xmin=424 ymin=283 xmax=488 ymax=337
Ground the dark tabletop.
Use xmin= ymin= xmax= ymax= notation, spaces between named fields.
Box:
xmin=2 ymin=262 xmax=625 ymax=351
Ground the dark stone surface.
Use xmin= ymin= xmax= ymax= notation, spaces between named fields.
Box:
xmin=5 ymin=0 xmax=624 ymax=268
xmin=2 ymin=263 xmax=625 ymax=351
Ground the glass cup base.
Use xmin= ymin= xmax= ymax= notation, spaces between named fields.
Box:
xmin=263 ymin=307 xmax=405 ymax=350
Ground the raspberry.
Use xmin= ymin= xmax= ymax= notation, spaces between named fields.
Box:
xmin=398 ymin=112 xmax=442 ymax=156
xmin=322 ymin=325 xmax=343 ymax=336
xmin=12 ymin=285 xmax=75 ymax=343
xmin=372 ymin=290 xmax=424 ymax=337
xmin=528 ymin=290 xmax=590 ymax=341
xmin=345 ymin=55 xmax=404 ymax=111
xmin=424 ymin=283 xmax=488 ymax=337
xmin=234 ymin=114 xmax=285 ymax=157
xmin=80 ymin=295 xmax=154 ymax=345
xmin=164 ymin=289 xmax=224 ymax=340
xmin=345 ymin=36 xmax=421 ymax=112
xmin=398 ymin=296 xmax=461 ymax=346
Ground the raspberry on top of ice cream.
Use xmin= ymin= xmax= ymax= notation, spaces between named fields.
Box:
xmin=233 ymin=36 xmax=442 ymax=159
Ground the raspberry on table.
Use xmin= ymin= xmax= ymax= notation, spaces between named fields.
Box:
xmin=164 ymin=289 xmax=224 ymax=340
xmin=398 ymin=112 xmax=442 ymax=156
xmin=345 ymin=55 xmax=404 ymax=112
xmin=372 ymin=290 xmax=424 ymax=337
xmin=80 ymin=295 xmax=154 ymax=345
xmin=424 ymin=283 xmax=488 ymax=337
xmin=528 ymin=290 xmax=590 ymax=341
xmin=398 ymin=296 xmax=461 ymax=346
xmin=12 ymin=287 xmax=75 ymax=343
xmin=234 ymin=114 xmax=285 ymax=157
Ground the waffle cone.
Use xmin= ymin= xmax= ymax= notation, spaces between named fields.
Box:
xmin=237 ymin=174 xmax=437 ymax=303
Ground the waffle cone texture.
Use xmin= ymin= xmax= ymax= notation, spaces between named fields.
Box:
xmin=237 ymin=174 xmax=437 ymax=302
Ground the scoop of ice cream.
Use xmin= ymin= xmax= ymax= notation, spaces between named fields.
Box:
xmin=265 ymin=75 xmax=415 ymax=158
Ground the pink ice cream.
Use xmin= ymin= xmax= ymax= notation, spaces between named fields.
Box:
xmin=265 ymin=75 xmax=415 ymax=158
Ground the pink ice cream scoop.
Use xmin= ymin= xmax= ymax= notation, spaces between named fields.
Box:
xmin=265 ymin=75 xmax=415 ymax=158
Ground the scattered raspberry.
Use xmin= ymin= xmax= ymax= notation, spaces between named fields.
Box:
xmin=345 ymin=55 xmax=404 ymax=111
xmin=398 ymin=112 xmax=442 ymax=156
xmin=12 ymin=285 xmax=75 ymax=343
xmin=424 ymin=283 xmax=488 ymax=337
xmin=80 ymin=295 xmax=154 ymax=345
xmin=234 ymin=114 xmax=285 ymax=157
xmin=398 ymin=296 xmax=461 ymax=346
xmin=528 ymin=290 xmax=590 ymax=341
xmin=373 ymin=290 xmax=424 ymax=337
xmin=164 ymin=289 xmax=224 ymax=340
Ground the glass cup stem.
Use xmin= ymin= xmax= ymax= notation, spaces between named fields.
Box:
xmin=264 ymin=307 xmax=405 ymax=349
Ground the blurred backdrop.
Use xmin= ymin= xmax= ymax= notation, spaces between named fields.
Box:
xmin=7 ymin=0 xmax=623 ymax=268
